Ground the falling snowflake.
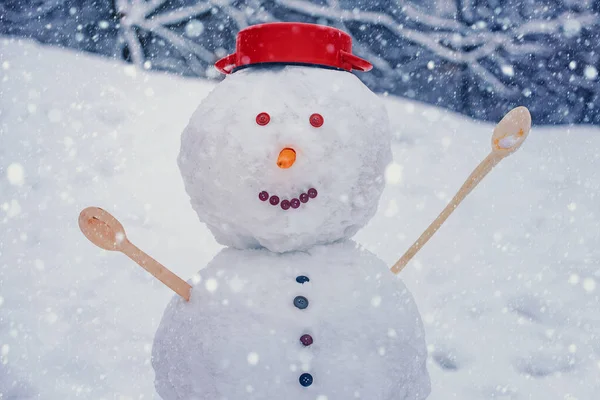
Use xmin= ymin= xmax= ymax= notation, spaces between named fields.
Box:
xmin=584 ymin=65 xmax=598 ymax=80
xmin=501 ymin=65 xmax=515 ymax=77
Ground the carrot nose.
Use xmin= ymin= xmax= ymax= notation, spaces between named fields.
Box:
xmin=277 ymin=148 xmax=296 ymax=169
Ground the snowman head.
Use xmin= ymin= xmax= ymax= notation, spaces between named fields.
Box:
xmin=178 ymin=23 xmax=392 ymax=253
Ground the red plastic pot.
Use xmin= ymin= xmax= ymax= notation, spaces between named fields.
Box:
xmin=215 ymin=22 xmax=372 ymax=74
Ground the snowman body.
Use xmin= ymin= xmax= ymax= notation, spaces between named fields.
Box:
xmin=152 ymin=242 xmax=430 ymax=399
xmin=152 ymin=56 xmax=430 ymax=398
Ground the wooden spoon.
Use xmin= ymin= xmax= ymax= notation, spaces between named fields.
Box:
xmin=78 ymin=207 xmax=191 ymax=301
xmin=391 ymin=106 xmax=532 ymax=274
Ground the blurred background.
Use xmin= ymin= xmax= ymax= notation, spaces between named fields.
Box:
xmin=2 ymin=0 xmax=600 ymax=124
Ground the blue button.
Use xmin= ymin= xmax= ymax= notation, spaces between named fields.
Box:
xmin=299 ymin=373 xmax=313 ymax=387
xmin=296 ymin=275 xmax=310 ymax=284
xmin=293 ymin=296 xmax=309 ymax=310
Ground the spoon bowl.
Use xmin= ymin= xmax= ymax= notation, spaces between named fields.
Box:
xmin=78 ymin=206 xmax=192 ymax=300
xmin=492 ymin=106 xmax=532 ymax=156
xmin=79 ymin=207 xmax=127 ymax=251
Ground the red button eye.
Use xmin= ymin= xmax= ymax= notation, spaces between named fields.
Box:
xmin=309 ymin=113 xmax=324 ymax=128
xmin=256 ymin=112 xmax=270 ymax=126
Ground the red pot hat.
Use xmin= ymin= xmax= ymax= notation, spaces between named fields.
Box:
xmin=215 ymin=22 xmax=372 ymax=74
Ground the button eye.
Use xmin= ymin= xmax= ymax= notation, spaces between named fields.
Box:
xmin=256 ymin=112 xmax=270 ymax=126
xmin=309 ymin=113 xmax=324 ymax=128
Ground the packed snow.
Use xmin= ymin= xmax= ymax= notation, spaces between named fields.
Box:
xmin=179 ymin=65 xmax=391 ymax=253
xmin=1 ymin=38 xmax=600 ymax=400
xmin=153 ymin=242 xmax=429 ymax=399
xmin=498 ymin=135 xmax=520 ymax=149
xmin=163 ymin=63 xmax=424 ymax=399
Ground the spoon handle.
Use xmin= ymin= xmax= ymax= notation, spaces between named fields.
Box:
xmin=391 ymin=152 xmax=502 ymax=274
xmin=121 ymin=240 xmax=192 ymax=301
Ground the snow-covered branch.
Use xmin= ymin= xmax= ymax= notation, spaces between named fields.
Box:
xmin=3 ymin=0 xmax=598 ymax=124
xmin=275 ymin=0 xmax=600 ymax=94
xmin=116 ymin=0 xmax=249 ymax=70
xmin=1 ymin=0 xmax=68 ymax=22
xmin=144 ymin=3 xmax=213 ymax=28
xmin=516 ymin=11 xmax=599 ymax=36
xmin=399 ymin=1 xmax=465 ymax=32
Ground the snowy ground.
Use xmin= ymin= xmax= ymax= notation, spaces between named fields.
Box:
xmin=1 ymin=38 xmax=599 ymax=400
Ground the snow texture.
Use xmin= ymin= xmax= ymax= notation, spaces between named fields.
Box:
xmin=2 ymin=39 xmax=600 ymax=400
xmin=0 ymin=362 xmax=35 ymax=399
xmin=178 ymin=66 xmax=392 ymax=253
xmin=152 ymin=241 xmax=430 ymax=399
xmin=498 ymin=135 xmax=521 ymax=149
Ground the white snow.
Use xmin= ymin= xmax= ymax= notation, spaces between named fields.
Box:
xmin=562 ymin=19 xmax=582 ymax=38
xmin=184 ymin=20 xmax=205 ymax=37
xmin=179 ymin=66 xmax=391 ymax=253
xmin=497 ymin=134 xmax=521 ymax=149
xmin=584 ymin=65 xmax=598 ymax=80
xmin=153 ymin=242 xmax=429 ymax=399
xmin=165 ymin=66 xmax=415 ymax=399
xmin=500 ymin=64 xmax=514 ymax=77
xmin=1 ymin=38 xmax=600 ymax=400
xmin=6 ymin=163 xmax=25 ymax=186
xmin=384 ymin=162 xmax=404 ymax=185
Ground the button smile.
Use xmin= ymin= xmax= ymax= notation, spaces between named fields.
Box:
xmin=258 ymin=188 xmax=318 ymax=210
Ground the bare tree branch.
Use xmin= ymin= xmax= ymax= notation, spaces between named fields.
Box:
xmin=122 ymin=27 xmax=144 ymax=67
xmin=398 ymin=1 xmax=465 ymax=32
xmin=145 ymin=3 xmax=213 ymax=27
xmin=1 ymin=0 xmax=68 ymax=21
xmin=275 ymin=0 xmax=600 ymax=95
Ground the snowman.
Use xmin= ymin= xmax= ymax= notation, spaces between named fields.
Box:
xmin=152 ymin=22 xmax=431 ymax=399
xmin=79 ymin=21 xmax=532 ymax=400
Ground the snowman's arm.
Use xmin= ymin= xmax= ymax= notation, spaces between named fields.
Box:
xmin=390 ymin=106 xmax=531 ymax=275
xmin=121 ymin=240 xmax=192 ymax=301
xmin=79 ymin=206 xmax=192 ymax=301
